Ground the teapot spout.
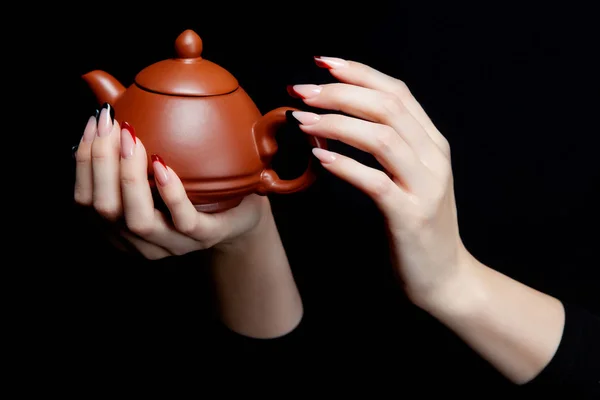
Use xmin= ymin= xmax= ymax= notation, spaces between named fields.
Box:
xmin=82 ymin=70 xmax=126 ymax=106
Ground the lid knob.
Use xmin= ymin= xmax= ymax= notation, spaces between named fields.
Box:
xmin=175 ymin=29 xmax=203 ymax=59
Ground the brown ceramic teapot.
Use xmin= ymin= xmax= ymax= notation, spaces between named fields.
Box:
xmin=82 ymin=29 xmax=327 ymax=213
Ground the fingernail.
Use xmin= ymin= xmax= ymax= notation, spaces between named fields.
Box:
xmin=121 ymin=121 xmax=136 ymax=143
xmin=102 ymin=103 xmax=115 ymax=122
xmin=314 ymin=56 xmax=348 ymax=69
xmin=81 ymin=112 xmax=97 ymax=142
xmin=151 ymin=154 xmax=169 ymax=186
xmin=312 ymin=148 xmax=336 ymax=163
xmin=287 ymin=84 xmax=322 ymax=99
xmin=97 ymin=103 xmax=114 ymax=137
xmin=287 ymin=110 xmax=320 ymax=125
xmin=120 ymin=121 xmax=136 ymax=159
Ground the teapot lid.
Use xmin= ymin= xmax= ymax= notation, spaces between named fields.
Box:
xmin=134 ymin=30 xmax=239 ymax=96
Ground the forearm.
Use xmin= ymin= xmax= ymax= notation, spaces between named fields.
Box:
xmin=210 ymin=199 xmax=303 ymax=339
xmin=418 ymin=256 xmax=565 ymax=384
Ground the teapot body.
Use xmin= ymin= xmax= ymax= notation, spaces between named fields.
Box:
xmin=115 ymin=85 xmax=265 ymax=212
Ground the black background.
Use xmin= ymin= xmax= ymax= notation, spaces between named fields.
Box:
xmin=47 ymin=3 xmax=599 ymax=395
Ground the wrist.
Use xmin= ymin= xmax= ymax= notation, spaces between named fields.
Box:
xmin=412 ymin=252 xmax=488 ymax=319
xmin=214 ymin=196 xmax=274 ymax=253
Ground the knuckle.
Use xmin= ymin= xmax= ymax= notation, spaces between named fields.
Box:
xmin=120 ymin=173 xmax=138 ymax=187
xmin=174 ymin=219 xmax=197 ymax=236
xmin=373 ymin=127 xmax=397 ymax=154
xmin=439 ymin=138 xmax=452 ymax=157
xmin=73 ymin=185 xmax=92 ymax=206
xmin=367 ymin=171 xmax=394 ymax=197
xmin=126 ymin=219 xmax=155 ymax=237
xmin=393 ymin=79 xmax=411 ymax=99
xmin=75 ymin=151 xmax=91 ymax=165
xmin=380 ymin=92 xmax=405 ymax=118
xmin=93 ymin=199 xmax=121 ymax=221
xmin=91 ymin=150 xmax=110 ymax=163
xmin=91 ymin=142 xmax=113 ymax=163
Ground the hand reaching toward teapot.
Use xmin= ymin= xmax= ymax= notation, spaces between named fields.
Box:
xmin=288 ymin=57 xmax=464 ymax=309
xmin=291 ymin=56 xmax=568 ymax=385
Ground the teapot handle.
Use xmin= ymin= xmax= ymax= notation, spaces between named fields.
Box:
xmin=253 ymin=107 xmax=328 ymax=195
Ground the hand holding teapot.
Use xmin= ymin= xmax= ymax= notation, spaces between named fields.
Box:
xmin=82 ymin=29 xmax=327 ymax=212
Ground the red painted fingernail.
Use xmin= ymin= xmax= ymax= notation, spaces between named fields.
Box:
xmin=314 ymin=56 xmax=348 ymax=69
xmin=121 ymin=121 xmax=136 ymax=143
xmin=151 ymin=154 xmax=166 ymax=168
xmin=287 ymin=85 xmax=301 ymax=98
xmin=151 ymin=154 xmax=169 ymax=186
xmin=314 ymin=56 xmax=331 ymax=69
xmin=120 ymin=121 xmax=136 ymax=159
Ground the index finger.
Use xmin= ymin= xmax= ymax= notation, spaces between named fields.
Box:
xmin=150 ymin=155 xmax=221 ymax=243
xmin=74 ymin=113 xmax=98 ymax=206
xmin=119 ymin=122 xmax=155 ymax=230
xmin=313 ymin=57 xmax=450 ymax=156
